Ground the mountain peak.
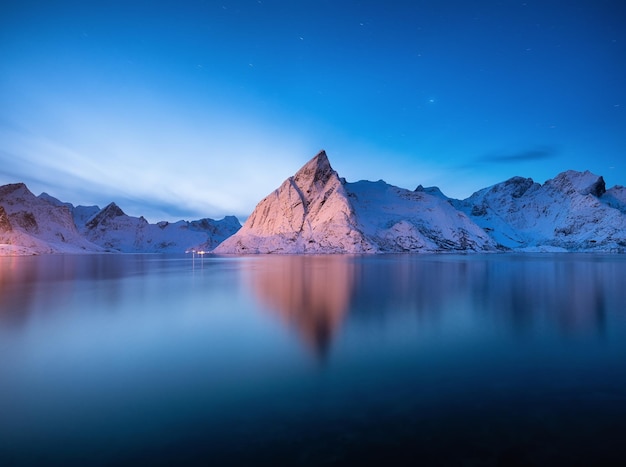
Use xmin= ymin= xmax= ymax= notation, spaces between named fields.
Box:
xmin=0 ymin=182 xmax=33 ymax=199
xmin=293 ymin=150 xmax=335 ymax=189
xmin=214 ymin=150 xmax=369 ymax=253
xmin=102 ymin=202 xmax=126 ymax=217
xmin=85 ymin=202 xmax=126 ymax=230
xmin=214 ymin=150 xmax=496 ymax=254
xmin=550 ymin=170 xmax=606 ymax=197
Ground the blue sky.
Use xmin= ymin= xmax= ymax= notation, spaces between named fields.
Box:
xmin=1 ymin=0 xmax=625 ymax=221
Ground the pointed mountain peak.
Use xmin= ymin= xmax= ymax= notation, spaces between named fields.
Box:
xmin=38 ymin=192 xmax=73 ymax=208
xmin=85 ymin=202 xmax=126 ymax=229
xmin=549 ymin=170 xmax=606 ymax=197
xmin=293 ymin=150 xmax=335 ymax=187
xmin=0 ymin=182 xmax=34 ymax=199
xmin=102 ymin=202 xmax=126 ymax=217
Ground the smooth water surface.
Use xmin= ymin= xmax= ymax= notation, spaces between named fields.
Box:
xmin=1 ymin=254 xmax=626 ymax=466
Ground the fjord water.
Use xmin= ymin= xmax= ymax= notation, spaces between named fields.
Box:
xmin=1 ymin=254 xmax=626 ymax=466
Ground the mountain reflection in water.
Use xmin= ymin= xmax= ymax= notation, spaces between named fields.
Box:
xmin=245 ymin=255 xmax=354 ymax=358
xmin=243 ymin=254 xmax=616 ymax=357
xmin=1 ymin=253 xmax=626 ymax=466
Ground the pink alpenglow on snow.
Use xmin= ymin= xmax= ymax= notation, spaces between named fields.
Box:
xmin=213 ymin=151 xmax=498 ymax=254
xmin=3 ymin=151 xmax=626 ymax=256
xmin=0 ymin=184 xmax=241 ymax=255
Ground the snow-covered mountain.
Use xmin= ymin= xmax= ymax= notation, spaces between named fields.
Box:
xmin=214 ymin=151 xmax=497 ymax=253
xmin=1 ymin=183 xmax=241 ymax=255
xmin=82 ymin=202 xmax=240 ymax=253
xmin=214 ymin=151 xmax=626 ymax=254
xmin=214 ymin=150 xmax=375 ymax=253
xmin=454 ymin=170 xmax=626 ymax=252
xmin=38 ymin=192 xmax=100 ymax=228
xmin=3 ymin=152 xmax=625 ymax=256
xmin=0 ymin=183 xmax=103 ymax=255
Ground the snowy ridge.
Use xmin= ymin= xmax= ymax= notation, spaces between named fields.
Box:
xmin=1 ymin=183 xmax=241 ymax=255
xmin=0 ymin=183 xmax=103 ymax=255
xmin=82 ymin=202 xmax=241 ymax=253
xmin=215 ymin=151 xmax=373 ymax=253
xmin=215 ymin=151 xmax=626 ymax=254
xmin=37 ymin=192 xmax=100 ymax=228
xmin=3 ymin=151 xmax=625 ymax=255
xmin=214 ymin=151 xmax=497 ymax=254
xmin=348 ymin=180 xmax=496 ymax=252
xmin=455 ymin=170 xmax=626 ymax=251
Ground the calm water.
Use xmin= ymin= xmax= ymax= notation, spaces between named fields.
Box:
xmin=1 ymin=253 xmax=626 ymax=466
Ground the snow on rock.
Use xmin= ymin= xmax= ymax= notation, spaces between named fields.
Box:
xmin=4 ymin=159 xmax=626 ymax=256
xmin=214 ymin=151 xmax=374 ymax=253
xmin=603 ymin=185 xmax=626 ymax=213
xmin=38 ymin=192 xmax=102 ymax=229
xmin=348 ymin=180 xmax=497 ymax=252
xmin=0 ymin=205 xmax=12 ymax=233
xmin=1 ymin=182 xmax=241 ymax=255
xmin=456 ymin=170 xmax=626 ymax=252
xmin=82 ymin=202 xmax=241 ymax=253
xmin=0 ymin=183 xmax=103 ymax=255
xmin=214 ymin=151 xmax=497 ymax=254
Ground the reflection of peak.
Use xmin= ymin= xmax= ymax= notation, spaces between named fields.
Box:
xmin=246 ymin=256 xmax=354 ymax=360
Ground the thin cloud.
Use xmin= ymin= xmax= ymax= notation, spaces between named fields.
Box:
xmin=479 ymin=147 xmax=558 ymax=164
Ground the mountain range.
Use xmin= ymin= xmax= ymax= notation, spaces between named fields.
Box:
xmin=215 ymin=151 xmax=626 ymax=254
xmin=2 ymin=150 xmax=625 ymax=255
xmin=0 ymin=183 xmax=240 ymax=255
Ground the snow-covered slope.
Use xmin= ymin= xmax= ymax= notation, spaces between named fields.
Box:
xmin=214 ymin=151 xmax=497 ymax=254
xmin=4 ymin=156 xmax=625 ymax=256
xmin=603 ymin=185 xmax=626 ymax=214
xmin=38 ymin=192 xmax=100 ymax=228
xmin=1 ymin=183 xmax=241 ymax=255
xmin=214 ymin=151 xmax=373 ymax=253
xmin=82 ymin=202 xmax=241 ymax=253
xmin=455 ymin=170 xmax=626 ymax=252
xmin=0 ymin=183 xmax=103 ymax=255
xmin=348 ymin=180 xmax=497 ymax=252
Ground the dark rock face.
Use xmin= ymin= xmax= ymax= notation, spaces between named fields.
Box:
xmin=504 ymin=177 xmax=535 ymax=198
xmin=0 ymin=206 xmax=12 ymax=233
xmin=0 ymin=183 xmax=28 ymax=198
xmin=85 ymin=203 xmax=126 ymax=229
xmin=13 ymin=211 xmax=39 ymax=234
xmin=586 ymin=176 xmax=606 ymax=197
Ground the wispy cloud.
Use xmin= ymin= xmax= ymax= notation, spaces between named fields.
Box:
xmin=478 ymin=147 xmax=558 ymax=164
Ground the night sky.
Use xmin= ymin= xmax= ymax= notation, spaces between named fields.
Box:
xmin=1 ymin=0 xmax=625 ymax=221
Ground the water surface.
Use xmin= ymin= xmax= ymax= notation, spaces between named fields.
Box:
xmin=1 ymin=254 xmax=626 ymax=465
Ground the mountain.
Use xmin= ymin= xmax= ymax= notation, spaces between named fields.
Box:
xmin=214 ymin=151 xmax=374 ymax=253
xmin=37 ymin=192 xmax=100 ymax=228
xmin=214 ymin=151 xmax=626 ymax=254
xmin=3 ymin=153 xmax=625 ymax=256
xmin=0 ymin=183 xmax=103 ymax=255
xmin=454 ymin=170 xmax=626 ymax=251
xmin=214 ymin=151 xmax=497 ymax=253
xmin=1 ymin=183 xmax=241 ymax=255
xmin=82 ymin=202 xmax=241 ymax=253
